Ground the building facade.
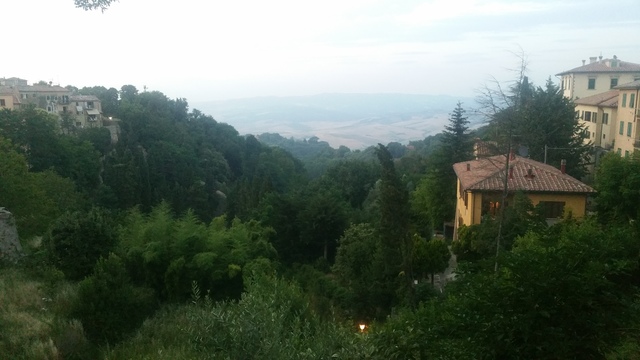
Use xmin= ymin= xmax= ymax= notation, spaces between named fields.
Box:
xmin=613 ymin=80 xmax=640 ymax=157
xmin=452 ymin=154 xmax=595 ymax=239
xmin=557 ymin=56 xmax=640 ymax=101
xmin=0 ymin=79 xmax=104 ymax=130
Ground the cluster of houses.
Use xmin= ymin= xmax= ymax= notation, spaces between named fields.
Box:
xmin=0 ymin=77 xmax=120 ymax=142
xmin=453 ymin=55 xmax=640 ymax=237
xmin=0 ymin=77 xmax=107 ymax=129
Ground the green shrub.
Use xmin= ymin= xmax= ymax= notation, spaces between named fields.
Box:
xmin=45 ymin=207 xmax=118 ymax=280
xmin=70 ymin=253 xmax=156 ymax=344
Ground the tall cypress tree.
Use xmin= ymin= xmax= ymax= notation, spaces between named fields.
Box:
xmin=375 ymin=144 xmax=413 ymax=305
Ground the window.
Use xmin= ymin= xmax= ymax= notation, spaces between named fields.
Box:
xmin=87 ymin=101 xmax=94 ymax=109
xmin=588 ymin=78 xmax=596 ymax=89
xmin=620 ymin=121 xmax=625 ymax=135
xmin=611 ymin=78 xmax=618 ymax=89
xmin=603 ymin=134 xmax=606 ymax=139
xmin=32 ymin=94 xmax=36 ymax=98
xmin=464 ymin=192 xmax=468 ymax=208
xmin=592 ymin=131 xmax=595 ymax=138
xmin=628 ymin=122 xmax=633 ymax=137
xmin=584 ymin=111 xmax=591 ymax=122
xmin=625 ymin=150 xmax=630 ymax=158
xmin=593 ymin=113 xmax=598 ymax=123
xmin=630 ymin=93 xmax=636 ymax=108
xmin=46 ymin=95 xmax=50 ymax=100
xmin=603 ymin=112 xmax=609 ymax=125
xmin=617 ymin=148 xmax=622 ymax=155
xmin=622 ymin=93 xmax=627 ymax=107
xmin=540 ymin=201 xmax=565 ymax=218
xmin=0 ymin=99 xmax=5 ymax=106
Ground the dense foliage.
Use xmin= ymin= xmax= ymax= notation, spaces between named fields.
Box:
xmin=1 ymin=81 xmax=639 ymax=359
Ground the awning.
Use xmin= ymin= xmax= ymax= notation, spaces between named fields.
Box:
xmin=86 ymin=109 xmax=100 ymax=115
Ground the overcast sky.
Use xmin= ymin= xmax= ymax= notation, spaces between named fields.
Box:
xmin=5 ymin=0 xmax=640 ymax=102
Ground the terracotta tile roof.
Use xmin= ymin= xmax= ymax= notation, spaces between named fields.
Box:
xmin=556 ymin=58 xmax=640 ymax=76
xmin=614 ymin=79 xmax=640 ymax=90
xmin=453 ymin=155 xmax=595 ymax=194
xmin=574 ymin=90 xmax=618 ymax=107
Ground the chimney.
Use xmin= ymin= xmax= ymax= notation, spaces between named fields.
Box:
xmin=509 ymin=166 xmax=514 ymax=179
xmin=599 ymin=55 xmax=603 ymax=62
xmin=582 ymin=59 xmax=586 ymax=65
xmin=466 ymin=163 xmax=470 ymax=171
xmin=560 ymin=159 xmax=566 ymax=174
xmin=526 ymin=168 xmax=534 ymax=178
xmin=589 ymin=56 xmax=597 ymax=64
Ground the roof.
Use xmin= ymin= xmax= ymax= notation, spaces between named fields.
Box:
xmin=0 ymin=86 xmax=16 ymax=95
xmin=556 ymin=58 xmax=640 ymax=76
xmin=70 ymin=95 xmax=100 ymax=101
xmin=574 ymin=90 xmax=618 ymax=107
xmin=17 ymin=85 xmax=69 ymax=93
xmin=614 ymin=79 xmax=640 ymax=90
xmin=453 ymin=155 xmax=595 ymax=194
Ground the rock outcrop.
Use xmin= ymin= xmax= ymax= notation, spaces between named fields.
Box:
xmin=0 ymin=207 xmax=22 ymax=264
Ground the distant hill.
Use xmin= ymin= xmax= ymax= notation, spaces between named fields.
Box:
xmin=192 ymin=93 xmax=479 ymax=149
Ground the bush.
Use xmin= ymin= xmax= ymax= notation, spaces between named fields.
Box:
xmin=70 ymin=253 xmax=156 ymax=344
xmin=45 ymin=207 xmax=118 ymax=280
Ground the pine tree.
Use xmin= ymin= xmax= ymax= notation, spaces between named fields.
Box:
xmin=440 ymin=102 xmax=473 ymax=165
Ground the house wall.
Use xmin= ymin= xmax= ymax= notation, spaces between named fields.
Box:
xmin=0 ymin=94 xmax=15 ymax=110
xmin=567 ymin=73 xmax=639 ymax=100
xmin=613 ymin=88 xmax=640 ymax=156
xmin=526 ymin=193 xmax=588 ymax=218
xmin=453 ymin=188 xmax=589 ymax=239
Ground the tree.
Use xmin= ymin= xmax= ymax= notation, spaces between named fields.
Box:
xmin=413 ymin=236 xmax=450 ymax=285
xmin=74 ymin=0 xmax=117 ymax=12
xmin=375 ymin=144 xmax=413 ymax=304
xmin=412 ymin=102 xmax=474 ymax=233
xmin=45 ymin=207 xmax=118 ymax=280
xmin=441 ymin=101 xmax=473 ymax=165
xmin=70 ymin=253 xmax=156 ymax=344
xmin=332 ymin=223 xmax=385 ymax=320
xmin=518 ymin=79 xmax=590 ymax=177
xmin=595 ymin=152 xmax=640 ymax=225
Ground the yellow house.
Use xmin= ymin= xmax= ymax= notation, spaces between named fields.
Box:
xmin=452 ymin=154 xmax=595 ymax=238
xmin=612 ymin=80 xmax=640 ymax=157
xmin=556 ymin=56 xmax=640 ymax=101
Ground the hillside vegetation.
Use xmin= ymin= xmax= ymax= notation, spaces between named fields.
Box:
xmin=1 ymin=80 xmax=639 ymax=359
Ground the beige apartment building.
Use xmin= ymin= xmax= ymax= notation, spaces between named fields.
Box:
xmin=558 ymin=57 xmax=640 ymax=161
xmin=574 ymin=90 xmax=618 ymax=150
xmin=557 ymin=56 xmax=640 ymax=101
xmin=613 ymin=80 xmax=640 ymax=157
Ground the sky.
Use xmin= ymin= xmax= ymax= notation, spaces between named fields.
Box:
xmin=5 ymin=0 xmax=640 ymax=102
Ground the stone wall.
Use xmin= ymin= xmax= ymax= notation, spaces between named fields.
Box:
xmin=0 ymin=208 xmax=22 ymax=264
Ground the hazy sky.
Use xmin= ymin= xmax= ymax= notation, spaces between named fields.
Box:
xmin=6 ymin=0 xmax=640 ymax=102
